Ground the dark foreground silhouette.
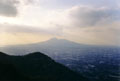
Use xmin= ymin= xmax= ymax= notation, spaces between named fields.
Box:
xmin=0 ymin=52 xmax=89 ymax=81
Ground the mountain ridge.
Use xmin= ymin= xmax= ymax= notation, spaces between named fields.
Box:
xmin=1 ymin=38 xmax=119 ymax=48
xmin=0 ymin=38 xmax=92 ymax=55
xmin=1 ymin=38 xmax=89 ymax=48
xmin=0 ymin=52 xmax=88 ymax=81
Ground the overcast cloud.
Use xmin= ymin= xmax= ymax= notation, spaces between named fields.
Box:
xmin=0 ymin=24 xmax=63 ymax=36
xmin=0 ymin=0 xmax=19 ymax=17
xmin=67 ymin=6 xmax=120 ymax=27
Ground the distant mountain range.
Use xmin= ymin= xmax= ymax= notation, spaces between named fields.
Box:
xmin=0 ymin=52 xmax=88 ymax=81
xmin=0 ymin=38 xmax=91 ymax=55
xmin=1 ymin=38 xmax=119 ymax=56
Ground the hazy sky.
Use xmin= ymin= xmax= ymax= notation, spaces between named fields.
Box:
xmin=0 ymin=0 xmax=120 ymax=46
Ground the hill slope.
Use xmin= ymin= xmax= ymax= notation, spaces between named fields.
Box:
xmin=0 ymin=52 xmax=88 ymax=81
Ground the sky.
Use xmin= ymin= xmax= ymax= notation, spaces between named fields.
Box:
xmin=0 ymin=0 xmax=120 ymax=46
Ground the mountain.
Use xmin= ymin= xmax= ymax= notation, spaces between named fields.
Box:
xmin=0 ymin=52 xmax=88 ymax=81
xmin=0 ymin=38 xmax=90 ymax=55
xmin=0 ymin=38 xmax=119 ymax=56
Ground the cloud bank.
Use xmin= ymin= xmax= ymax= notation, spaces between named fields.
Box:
xmin=0 ymin=0 xmax=19 ymax=17
xmin=67 ymin=6 xmax=120 ymax=27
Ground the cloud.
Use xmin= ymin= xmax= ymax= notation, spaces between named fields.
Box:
xmin=0 ymin=0 xmax=19 ymax=17
xmin=62 ymin=21 xmax=120 ymax=46
xmin=0 ymin=24 xmax=63 ymax=36
xmin=67 ymin=6 xmax=120 ymax=27
xmin=55 ymin=5 xmax=120 ymax=45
